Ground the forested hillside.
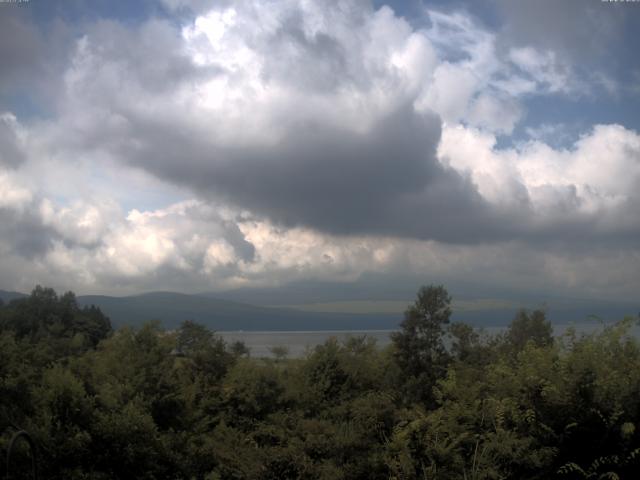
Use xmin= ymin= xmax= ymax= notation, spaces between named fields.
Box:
xmin=1 ymin=286 xmax=639 ymax=479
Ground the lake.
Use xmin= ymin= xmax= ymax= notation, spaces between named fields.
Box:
xmin=219 ymin=330 xmax=394 ymax=358
xmin=219 ymin=321 xmax=639 ymax=358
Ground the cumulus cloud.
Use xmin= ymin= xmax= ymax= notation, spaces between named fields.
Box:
xmin=1 ymin=187 xmax=638 ymax=301
xmin=0 ymin=0 xmax=638 ymax=302
xmin=439 ymin=123 xmax=640 ymax=243
xmin=35 ymin=0 xmax=631 ymax=245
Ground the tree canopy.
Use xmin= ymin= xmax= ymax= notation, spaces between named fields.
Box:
xmin=1 ymin=285 xmax=639 ymax=479
xmin=391 ymin=284 xmax=452 ymax=404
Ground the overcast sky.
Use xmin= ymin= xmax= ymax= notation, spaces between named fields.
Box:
xmin=0 ymin=0 xmax=639 ymax=301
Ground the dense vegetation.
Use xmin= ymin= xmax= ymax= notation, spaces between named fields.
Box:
xmin=1 ymin=286 xmax=639 ymax=479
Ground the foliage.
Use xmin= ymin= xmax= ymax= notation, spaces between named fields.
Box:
xmin=1 ymin=286 xmax=640 ymax=479
xmin=506 ymin=308 xmax=554 ymax=353
xmin=391 ymin=284 xmax=452 ymax=404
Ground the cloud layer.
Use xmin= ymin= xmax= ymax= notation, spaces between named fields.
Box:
xmin=0 ymin=0 xmax=639 ymax=300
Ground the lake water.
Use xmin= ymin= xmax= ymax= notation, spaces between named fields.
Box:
xmin=220 ymin=330 xmax=394 ymax=358
xmin=220 ymin=321 xmax=639 ymax=358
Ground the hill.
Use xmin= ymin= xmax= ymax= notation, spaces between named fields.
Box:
xmin=0 ymin=289 xmax=27 ymax=304
xmin=3 ymin=288 xmax=636 ymax=331
xmin=76 ymin=291 xmax=400 ymax=331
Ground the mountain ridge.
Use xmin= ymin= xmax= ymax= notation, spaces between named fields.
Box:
xmin=76 ymin=291 xmax=400 ymax=331
xmin=2 ymin=289 xmax=636 ymax=332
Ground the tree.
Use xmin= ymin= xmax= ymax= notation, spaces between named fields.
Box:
xmin=229 ymin=340 xmax=250 ymax=358
xmin=448 ymin=322 xmax=480 ymax=362
xmin=0 ymin=286 xmax=111 ymax=354
xmin=270 ymin=345 xmax=289 ymax=361
xmin=391 ymin=285 xmax=452 ymax=404
xmin=176 ymin=320 xmax=233 ymax=382
xmin=506 ymin=309 xmax=553 ymax=353
xmin=176 ymin=320 xmax=215 ymax=355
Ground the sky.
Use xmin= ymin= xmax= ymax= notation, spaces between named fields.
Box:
xmin=0 ymin=0 xmax=639 ymax=303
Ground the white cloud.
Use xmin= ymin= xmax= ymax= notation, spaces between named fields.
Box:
xmin=508 ymin=47 xmax=572 ymax=94
xmin=0 ymin=1 xmax=638 ymax=303
xmin=0 ymin=164 xmax=638 ymax=301
xmin=524 ymin=123 xmax=573 ymax=145
xmin=439 ymin=123 xmax=640 ymax=225
xmin=50 ymin=1 xmax=561 ymax=158
xmin=420 ymin=62 xmax=477 ymax=123
xmin=0 ymin=172 xmax=32 ymax=210
xmin=466 ymin=93 xmax=523 ymax=135
xmin=39 ymin=198 xmax=121 ymax=248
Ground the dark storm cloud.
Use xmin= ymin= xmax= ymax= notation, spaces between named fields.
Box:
xmin=32 ymin=2 xmax=509 ymax=245
xmin=0 ymin=8 xmax=80 ymax=117
xmin=0 ymin=10 xmax=43 ymax=94
xmin=87 ymin=19 xmax=222 ymax=94
xmin=109 ymin=101 xmax=640 ymax=247
xmin=0 ymin=119 xmax=25 ymax=167
xmin=5 ymin=1 xmax=515 ymax=246
xmin=220 ymin=220 xmax=255 ymax=262
xmin=0 ymin=207 xmax=58 ymax=259
xmin=117 ymin=105 xmax=504 ymax=244
xmin=260 ymin=10 xmax=353 ymax=93
xmin=6 ymin=0 xmax=637 ymax=251
xmin=172 ymin=201 xmax=256 ymax=263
